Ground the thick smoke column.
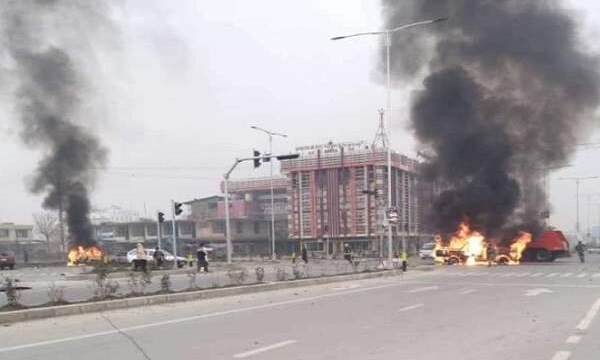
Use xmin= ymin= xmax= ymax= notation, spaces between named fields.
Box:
xmin=381 ymin=0 xmax=600 ymax=237
xmin=1 ymin=1 xmax=111 ymax=247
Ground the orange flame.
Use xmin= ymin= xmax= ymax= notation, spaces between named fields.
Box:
xmin=67 ymin=246 xmax=103 ymax=266
xmin=509 ymin=231 xmax=532 ymax=264
xmin=448 ymin=222 xmax=485 ymax=266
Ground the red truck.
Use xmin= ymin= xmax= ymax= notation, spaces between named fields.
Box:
xmin=521 ymin=229 xmax=571 ymax=262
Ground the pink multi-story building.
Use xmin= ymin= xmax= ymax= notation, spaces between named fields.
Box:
xmin=280 ymin=141 xmax=427 ymax=255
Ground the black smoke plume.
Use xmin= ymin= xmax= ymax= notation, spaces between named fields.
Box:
xmin=1 ymin=1 xmax=112 ymax=247
xmin=381 ymin=0 xmax=600 ymax=238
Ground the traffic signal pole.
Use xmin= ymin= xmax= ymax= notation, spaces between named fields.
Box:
xmin=224 ymin=152 xmax=300 ymax=264
xmin=171 ymin=200 xmax=177 ymax=268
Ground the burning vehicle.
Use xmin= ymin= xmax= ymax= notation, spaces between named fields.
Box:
xmin=434 ymin=222 xmax=569 ymax=266
xmin=67 ymin=246 xmax=103 ymax=266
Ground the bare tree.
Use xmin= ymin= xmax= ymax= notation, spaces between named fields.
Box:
xmin=34 ymin=212 xmax=59 ymax=253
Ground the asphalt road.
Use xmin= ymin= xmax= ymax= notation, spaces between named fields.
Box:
xmin=2 ymin=255 xmax=600 ymax=359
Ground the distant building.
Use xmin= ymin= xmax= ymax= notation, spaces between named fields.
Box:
xmin=186 ymin=181 xmax=292 ymax=255
xmin=0 ymin=223 xmax=34 ymax=243
xmin=93 ymin=218 xmax=196 ymax=255
xmin=280 ymin=141 xmax=426 ymax=255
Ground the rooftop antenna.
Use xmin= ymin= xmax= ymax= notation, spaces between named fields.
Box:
xmin=372 ymin=108 xmax=388 ymax=150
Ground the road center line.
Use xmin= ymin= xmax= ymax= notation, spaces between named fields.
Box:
xmin=576 ymin=273 xmax=587 ymax=278
xmin=531 ymin=273 xmax=544 ymax=277
xmin=592 ymin=273 xmax=600 ymax=278
xmin=407 ymin=286 xmax=439 ymax=293
xmin=0 ymin=281 xmax=406 ymax=354
xmin=459 ymin=289 xmax=476 ymax=295
xmin=566 ymin=335 xmax=581 ymax=344
xmin=551 ymin=351 xmax=571 ymax=360
xmin=516 ymin=273 xmax=530 ymax=277
xmin=233 ymin=340 xmax=297 ymax=358
xmin=576 ymin=297 xmax=600 ymax=331
xmin=398 ymin=304 xmax=424 ymax=312
xmin=547 ymin=273 xmax=559 ymax=278
xmin=560 ymin=273 xmax=573 ymax=278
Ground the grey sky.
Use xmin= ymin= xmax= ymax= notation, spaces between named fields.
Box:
xmin=1 ymin=0 xmax=599 ymax=234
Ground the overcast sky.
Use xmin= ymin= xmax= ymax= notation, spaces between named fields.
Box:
xmin=1 ymin=0 xmax=599 ymax=234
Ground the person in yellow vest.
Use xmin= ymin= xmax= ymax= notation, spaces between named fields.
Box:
xmin=187 ymin=252 xmax=194 ymax=267
xmin=400 ymin=251 xmax=408 ymax=272
xmin=291 ymin=251 xmax=297 ymax=264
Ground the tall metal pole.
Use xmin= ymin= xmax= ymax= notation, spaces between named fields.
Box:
xmin=269 ymin=134 xmax=276 ymax=260
xmin=385 ymin=30 xmax=394 ymax=266
xmin=224 ymin=176 xmax=232 ymax=264
xmin=576 ymin=180 xmax=580 ymax=234
xmin=156 ymin=212 xmax=162 ymax=249
xmin=171 ymin=200 xmax=178 ymax=269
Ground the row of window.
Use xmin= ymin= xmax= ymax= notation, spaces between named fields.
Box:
xmin=0 ymin=229 xmax=30 ymax=238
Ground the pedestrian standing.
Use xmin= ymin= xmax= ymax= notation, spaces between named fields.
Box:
xmin=23 ymin=249 xmax=29 ymax=263
xmin=136 ymin=243 xmax=147 ymax=272
xmin=153 ymin=247 xmax=164 ymax=268
xmin=343 ymin=243 xmax=353 ymax=264
xmin=291 ymin=251 xmax=297 ymax=264
xmin=301 ymin=245 xmax=308 ymax=264
xmin=575 ymin=241 xmax=586 ymax=263
xmin=197 ymin=243 xmax=210 ymax=273
xmin=486 ymin=243 xmax=496 ymax=267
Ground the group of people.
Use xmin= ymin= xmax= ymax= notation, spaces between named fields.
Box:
xmin=132 ymin=243 xmax=212 ymax=272
xmin=291 ymin=245 xmax=308 ymax=264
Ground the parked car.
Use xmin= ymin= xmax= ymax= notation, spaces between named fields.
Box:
xmin=419 ymin=243 xmax=435 ymax=259
xmin=126 ymin=248 xmax=188 ymax=268
xmin=0 ymin=251 xmax=16 ymax=270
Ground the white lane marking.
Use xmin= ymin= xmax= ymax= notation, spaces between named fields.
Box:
xmin=0 ymin=281 xmax=405 ymax=354
xmin=332 ymin=284 xmax=360 ymax=291
xmin=560 ymin=273 xmax=573 ymax=278
xmin=592 ymin=273 xmax=600 ymax=278
xmin=500 ymin=273 xmax=515 ymax=277
xmin=398 ymin=303 xmax=424 ymax=312
xmin=233 ymin=340 xmax=297 ymax=358
xmin=516 ymin=272 xmax=530 ymax=277
xmin=531 ymin=273 xmax=544 ymax=277
xmin=566 ymin=335 xmax=581 ymax=344
xmin=407 ymin=286 xmax=439 ymax=293
xmin=547 ymin=273 xmax=559 ymax=278
xmin=524 ymin=288 xmax=553 ymax=297
xmin=576 ymin=273 xmax=587 ymax=278
xmin=551 ymin=351 xmax=571 ymax=360
xmin=459 ymin=289 xmax=476 ymax=295
xmin=576 ymin=297 xmax=600 ymax=331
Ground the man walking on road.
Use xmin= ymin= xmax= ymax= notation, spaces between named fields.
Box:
xmin=575 ymin=241 xmax=586 ymax=263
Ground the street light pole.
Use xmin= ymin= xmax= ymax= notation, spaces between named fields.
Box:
xmin=559 ymin=176 xmax=600 ymax=235
xmin=332 ymin=17 xmax=448 ymax=266
xmin=251 ymin=125 xmax=287 ymax=260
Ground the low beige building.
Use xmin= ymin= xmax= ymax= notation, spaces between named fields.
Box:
xmin=0 ymin=223 xmax=34 ymax=243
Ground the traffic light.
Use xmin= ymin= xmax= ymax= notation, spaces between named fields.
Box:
xmin=253 ymin=150 xmax=261 ymax=168
xmin=157 ymin=212 xmax=165 ymax=223
xmin=174 ymin=202 xmax=183 ymax=216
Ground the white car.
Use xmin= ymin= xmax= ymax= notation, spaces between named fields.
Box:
xmin=419 ymin=243 xmax=435 ymax=259
xmin=126 ymin=248 xmax=188 ymax=267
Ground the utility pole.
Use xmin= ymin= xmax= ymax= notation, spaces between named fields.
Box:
xmin=250 ymin=125 xmax=287 ymax=260
xmin=171 ymin=200 xmax=177 ymax=268
xmin=559 ymin=177 xmax=600 ymax=234
xmin=224 ymin=151 xmax=299 ymax=264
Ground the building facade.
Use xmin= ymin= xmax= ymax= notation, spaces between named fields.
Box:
xmin=0 ymin=223 xmax=34 ymax=243
xmin=280 ymin=142 xmax=426 ymax=255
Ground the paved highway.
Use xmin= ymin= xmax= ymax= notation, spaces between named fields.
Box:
xmin=2 ymin=256 xmax=600 ymax=359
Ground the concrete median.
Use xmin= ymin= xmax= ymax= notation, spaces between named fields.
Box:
xmin=0 ymin=269 xmax=407 ymax=324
